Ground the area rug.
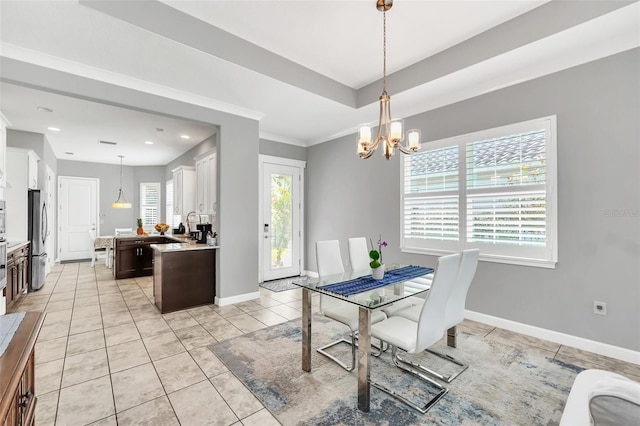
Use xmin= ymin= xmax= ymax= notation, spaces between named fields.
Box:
xmin=259 ymin=277 xmax=301 ymax=292
xmin=209 ymin=316 xmax=581 ymax=425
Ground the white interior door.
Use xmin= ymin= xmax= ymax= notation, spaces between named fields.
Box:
xmin=45 ymin=166 xmax=56 ymax=271
xmin=261 ymin=160 xmax=303 ymax=281
xmin=59 ymin=177 xmax=98 ymax=261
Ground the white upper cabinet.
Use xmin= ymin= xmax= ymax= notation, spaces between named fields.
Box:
xmin=195 ymin=151 xmax=217 ymax=217
xmin=27 ymin=150 xmax=39 ymax=189
xmin=172 ymin=166 xmax=195 ymax=217
xmin=207 ymin=153 xmax=217 ymax=215
xmin=6 ymin=148 xmax=40 ymax=241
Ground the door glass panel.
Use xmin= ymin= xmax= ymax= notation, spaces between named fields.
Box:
xmin=270 ymin=173 xmax=292 ymax=270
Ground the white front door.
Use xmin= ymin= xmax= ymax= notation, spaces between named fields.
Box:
xmin=260 ymin=157 xmax=305 ymax=282
xmin=59 ymin=177 xmax=99 ymax=261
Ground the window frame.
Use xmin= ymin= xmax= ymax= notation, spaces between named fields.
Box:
xmin=400 ymin=116 xmax=558 ymax=268
xmin=139 ymin=181 xmax=161 ymax=231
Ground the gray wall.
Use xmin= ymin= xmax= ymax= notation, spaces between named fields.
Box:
xmin=6 ymin=129 xmax=57 ymax=186
xmin=57 ymin=160 xmax=136 ymax=235
xmin=306 ymin=49 xmax=640 ymax=351
xmin=260 ymin=138 xmax=306 ymax=161
xmin=165 ymin=133 xmax=217 ymax=180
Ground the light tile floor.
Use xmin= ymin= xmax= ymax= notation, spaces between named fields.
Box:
xmin=9 ymin=262 xmax=640 ymax=425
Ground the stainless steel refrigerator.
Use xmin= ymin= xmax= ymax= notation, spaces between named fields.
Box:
xmin=28 ymin=189 xmax=48 ymax=291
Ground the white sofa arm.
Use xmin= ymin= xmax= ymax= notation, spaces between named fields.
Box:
xmin=560 ymin=369 xmax=640 ymax=426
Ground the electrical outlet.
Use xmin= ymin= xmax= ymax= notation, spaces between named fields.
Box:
xmin=594 ymin=301 xmax=607 ymax=316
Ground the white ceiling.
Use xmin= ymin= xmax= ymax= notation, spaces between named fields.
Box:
xmin=0 ymin=0 xmax=638 ymax=166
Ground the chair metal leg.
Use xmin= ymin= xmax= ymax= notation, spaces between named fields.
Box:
xmin=370 ymin=346 xmax=448 ymax=414
xmin=317 ymin=332 xmax=357 ymax=371
xmin=395 ymin=347 xmax=469 ymax=383
xmin=317 ymin=330 xmax=387 ymax=371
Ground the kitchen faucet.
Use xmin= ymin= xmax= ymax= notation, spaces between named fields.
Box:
xmin=185 ymin=211 xmax=199 ymax=234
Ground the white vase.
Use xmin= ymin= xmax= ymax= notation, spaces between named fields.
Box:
xmin=371 ymin=264 xmax=385 ymax=280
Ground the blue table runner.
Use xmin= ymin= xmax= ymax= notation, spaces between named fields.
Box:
xmin=319 ymin=265 xmax=434 ymax=297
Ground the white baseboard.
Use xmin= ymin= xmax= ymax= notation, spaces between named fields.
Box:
xmin=305 ymin=270 xmax=318 ymax=278
xmin=465 ymin=310 xmax=640 ymax=366
xmin=215 ymin=291 xmax=260 ymax=307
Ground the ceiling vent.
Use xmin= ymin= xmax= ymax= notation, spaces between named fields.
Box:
xmin=99 ymin=140 xmax=117 ymax=145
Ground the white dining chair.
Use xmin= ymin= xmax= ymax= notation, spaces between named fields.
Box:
xmin=88 ymin=230 xmax=107 ymax=267
xmin=115 ymin=228 xmax=133 ymax=236
xmin=370 ymin=252 xmax=461 ymax=413
xmin=391 ymin=248 xmax=480 ymax=382
xmin=347 ymin=237 xmax=370 ymax=272
xmin=316 ymin=240 xmax=386 ymax=371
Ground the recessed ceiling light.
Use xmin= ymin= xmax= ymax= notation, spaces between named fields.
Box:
xmin=37 ymin=106 xmax=53 ymax=113
xmin=48 ymin=127 xmax=61 ymax=132
xmin=180 ymin=135 xmax=190 ymax=140
xmin=145 ymin=141 xmax=154 ymax=145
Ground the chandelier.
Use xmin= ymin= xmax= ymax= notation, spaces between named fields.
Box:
xmin=358 ymin=0 xmax=421 ymax=160
xmin=111 ymin=155 xmax=132 ymax=209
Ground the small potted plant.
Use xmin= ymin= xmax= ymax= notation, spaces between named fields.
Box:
xmin=369 ymin=235 xmax=387 ymax=280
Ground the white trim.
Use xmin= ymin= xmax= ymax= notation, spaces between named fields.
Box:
xmin=305 ymin=270 xmax=319 ymax=278
xmin=258 ymin=155 xmax=306 ymax=283
xmin=401 ymin=248 xmax=557 ymax=269
xmin=260 ymin=155 xmax=306 ymax=169
xmin=1 ymin=43 xmax=264 ymax=121
xmin=215 ymin=291 xmax=260 ymax=307
xmin=465 ymin=309 xmax=640 ymax=365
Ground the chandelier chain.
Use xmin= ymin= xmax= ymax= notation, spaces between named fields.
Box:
xmin=383 ymin=11 xmax=387 ymax=93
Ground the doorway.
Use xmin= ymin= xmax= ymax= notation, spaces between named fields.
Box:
xmin=259 ymin=155 xmax=305 ymax=282
xmin=58 ymin=176 xmax=99 ymax=261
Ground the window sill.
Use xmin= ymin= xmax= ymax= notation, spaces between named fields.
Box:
xmin=401 ymin=247 xmax=557 ymax=269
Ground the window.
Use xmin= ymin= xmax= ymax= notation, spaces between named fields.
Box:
xmin=401 ymin=116 xmax=557 ymax=268
xmin=140 ymin=182 xmax=161 ymax=230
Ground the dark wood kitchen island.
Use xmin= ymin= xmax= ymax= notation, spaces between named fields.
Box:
xmin=150 ymin=242 xmax=218 ymax=314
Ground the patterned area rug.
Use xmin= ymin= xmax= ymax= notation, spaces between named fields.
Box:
xmin=259 ymin=277 xmax=301 ymax=292
xmin=209 ymin=316 xmax=581 ymax=425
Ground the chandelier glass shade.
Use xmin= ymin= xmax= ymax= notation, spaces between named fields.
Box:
xmin=358 ymin=0 xmax=421 ymax=160
xmin=111 ymin=155 xmax=132 ymax=209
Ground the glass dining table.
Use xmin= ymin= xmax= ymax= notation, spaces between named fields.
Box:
xmin=293 ymin=265 xmax=456 ymax=412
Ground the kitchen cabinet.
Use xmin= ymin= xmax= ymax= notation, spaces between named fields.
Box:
xmin=0 ymin=312 xmax=44 ymax=426
xmin=195 ymin=151 xmax=217 ymax=217
xmin=5 ymin=243 xmax=29 ymax=313
xmin=5 ymin=149 xmax=40 ymax=242
xmin=113 ymin=236 xmax=176 ymax=279
xmin=172 ymin=166 xmax=195 ymax=217
xmin=0 ymin=112 xmax=10 ymax=188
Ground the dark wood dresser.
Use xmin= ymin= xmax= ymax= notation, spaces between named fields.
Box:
xmin=0 ymin=312 xmax=45 ymax=426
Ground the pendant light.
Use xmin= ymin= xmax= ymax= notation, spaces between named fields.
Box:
xmin=111 ymin=155 xmax=132 ymax=209
xmin=357 ymin=0 xmax=422 ymax=160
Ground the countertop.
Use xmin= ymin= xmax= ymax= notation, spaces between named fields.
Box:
xmin=150 ymin=242 xmax=219 ymax=253
xmin=114 ymin=235 xmax=182 ymax=241
xmin=6 ymin=241 xmax=29 ymax=254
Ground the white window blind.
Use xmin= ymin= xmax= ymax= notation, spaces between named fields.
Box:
xmin=140 ymin=182 xmax=161 ymax=229
xmin=401 ymin=116 xmax=557 ymax=268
